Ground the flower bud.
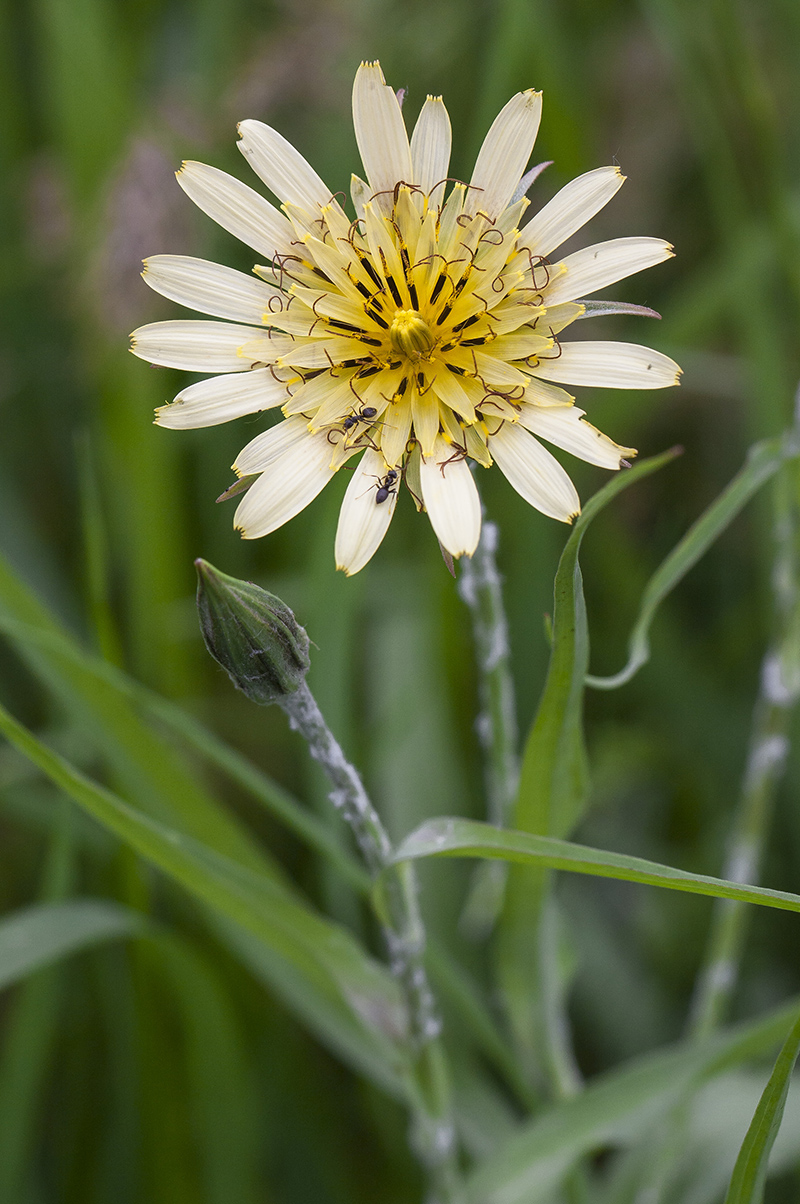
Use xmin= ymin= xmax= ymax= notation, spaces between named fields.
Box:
xmin=195 ymin=559 xmax=310 ymax=704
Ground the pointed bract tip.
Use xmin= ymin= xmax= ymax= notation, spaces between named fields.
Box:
xmin=195 ymin=560 xmax=310 ymax=705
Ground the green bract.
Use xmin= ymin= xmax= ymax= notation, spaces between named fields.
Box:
xmin=195 ymin=559 xmax=310 ymax=704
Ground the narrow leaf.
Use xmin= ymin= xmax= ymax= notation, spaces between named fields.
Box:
xmin=499 ymin=449 xmax=679 ymax=1067
xmin=0 ymin=900 xmax=143 ymax=991
xmin=514 ymin=447 xmax=680 ymax=839
xmin=0 ymin=699 xmax=407 ymax=1091
xmin=587 ymin=429 xmax=800 ymax=689
xmin=0 ymin=611 xmax=368 ymax=892
xmin=724 ymin=1008 xmax=800 ymax=1204
xmin=460 ymin=999 xmax=800 ymax=1204
xmin=393 ymin=817 xmax=800 ymax=915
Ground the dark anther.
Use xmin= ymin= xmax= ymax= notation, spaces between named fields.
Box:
xmin=430 ymin=273 xmax=448 ymax=304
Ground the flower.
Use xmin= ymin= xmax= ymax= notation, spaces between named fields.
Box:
xmin=131 ymin=61 xmax=680 ymax=575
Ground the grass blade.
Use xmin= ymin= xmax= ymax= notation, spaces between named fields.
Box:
xmin=0 ymin=899 xmax=144 ymax=991
xmin=0 ymin=611 xmax=369 ymax=892
xmin=499 ymin=448 xmax=680 ymax=1081
xmin=0 ymin=698 xmax=407 ymax=1091
xmin=393 ymin=817 xmax=800 ymax=915
xmin=461 ymin=998 xmax=800 ymax=1204
xmin=723 ymin=1007 xmax=800 ymax=1204
xmin=587 ymin=429 xmax=800 ymax=689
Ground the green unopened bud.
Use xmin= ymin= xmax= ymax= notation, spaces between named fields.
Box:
xmin=195 ymin=559 xmax=310 ymax=705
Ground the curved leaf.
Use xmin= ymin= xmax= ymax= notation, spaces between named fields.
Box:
xmin=0 ymin=699 xmax=407 ymax=1094
xmin=0 ymin=899 xmax=143 ymax=991
xmin=724 ymin=1007 xmax=800 ymax=1204
xmin=587 ymin=429 xmax=800 ymax=690
xmin=393 ymin=817 xmax=800 ymax=915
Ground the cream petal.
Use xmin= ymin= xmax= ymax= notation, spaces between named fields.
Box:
xmin=523 ymin=377 xmax=576 ymax=407
xmin=489 ymin=422 xmax=580 ymax=522
xmin=531 ymin=341 xmax=682 ymax=389
xmin=380 ymin=394 xmax=413 ymax=467
xmin=410 ymin=96 xmax=452 ymax=205
xmin=543 ymin=237 xmax=674 ymax=306
xmin=234 ymin=430 xmax=335 ymax=539
xmin=517 ymin=166 xmax=625 ymax=258
xmin=237 ymin=119 xmax=332 ymax=212
xmin=233 ymin=414 xmax=309 ymax=474
xmin=352 ymin=61 xmax=413 ymax=201
xmin=335 ymin=448 xmax=398 ymax=575
xmin=142 ymin=255 xmax=281 ymax=325
xmin=468 ymin=90 xmax=542 ymax=219
xmin=176 ymin=161 xmax=295 ymax=261
xmin=130 ymin=320 xmax=265 ymax=372
xmin=419 ymin=438 xmax=481 ymax=557
xmin=350 ymin=173 xmax=370 ymax=221
xmin=412 ymin=387 xmax=440 ymax=456
xmin=156 ymin=368 xmax=288 ymax=429
xmin=431 ymin=368 xmax=477 ymax=423
xmin=518 ymin=403 xmax=635 ymax=469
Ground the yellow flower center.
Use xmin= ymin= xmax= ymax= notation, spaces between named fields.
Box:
xmin=389 ymin=309 xmax=436 ymax=360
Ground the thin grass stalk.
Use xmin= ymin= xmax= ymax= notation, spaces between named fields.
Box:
xmin=278 ymin=682 xmax=462 ymax=1204
xmin=689 ymin=430 xmax=800 ymax=1037
xmin=458 ymin=518 xmax=519 ymax=937
xmin=624 ymin=408 xmax=800 ymax=1204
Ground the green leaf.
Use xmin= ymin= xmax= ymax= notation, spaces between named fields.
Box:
xmin=498 ymin=449 xmax=680 ymax=1074
xmin=0 ymin=610 xmax=368 ymax=893
xmin=0 ymin=899 xmax=144 ymax=991
xmin=392 ymin=817 xmax=800 ymax=915
xmin=459 ymin=999 xmax=800 ymax=1204
xmin=724 ymin=1007 xmax=800 ymax=1204
xmin=514 ymin=448 xmax=681 ymax=839
xmin=0 ymin=698 xmax=407 ymax=1095
xmin=514 ymin=448 xmax=679 ymax=803
xmin=587 ymin=429 xmax=800 ymax=690
xmin=0 ymin=550 xmax=273 ymax=875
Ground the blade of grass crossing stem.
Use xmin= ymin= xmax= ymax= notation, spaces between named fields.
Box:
xmin=392 ymin=817 xmax=800 ymax=915
xmin=0 ymin=611 xmax=369 ymax=893
xmin=498 ymin=449 xmax=680 ymax=1079
xmin=0 ymin=549 xmax=277 ymax=875
xmin=461 ymin=998 xmax=800 ymax=1204
xmin=0 ymin=801 xmax=75 ymax=1201
xmin=724 ymin=1008 xmax=800 ymax=1204
xmin=0 ymin=615 xmax=519 ymax=1089
xmin=148 ymin=934 xmax=262 ymax=1204
xmin=0 ymin=699 xmax=407 ymax=1093
xmin=587 ymin=430 xmax=800 ymax=690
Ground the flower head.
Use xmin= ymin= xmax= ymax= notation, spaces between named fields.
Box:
xmin=132 ymin=62 xmax=680 ymax=574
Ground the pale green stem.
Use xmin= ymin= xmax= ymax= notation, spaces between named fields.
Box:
xmin=458 ymin=519 xmax=519 ymax=937
xmin=689 ymin=457 xmax=800 ymax=1038
xmin=633 ymin=408 xmax=800 ymax=1204
xmin=279 ymin=682 xmax=462 ymax=1204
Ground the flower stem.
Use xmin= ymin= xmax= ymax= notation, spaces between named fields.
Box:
xmin=279 ymin=682 xmax=462 ymax=1204
xmin=458 ymin=519 xmax=519 ymax=936
xmin=689 ymin=457 xmax=800 ymax=1038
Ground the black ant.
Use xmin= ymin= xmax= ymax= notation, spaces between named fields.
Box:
xmin=342 ymin=405 xmax=378 ymax=433
xmin=375 ymin=469 xmax=398 ymax=504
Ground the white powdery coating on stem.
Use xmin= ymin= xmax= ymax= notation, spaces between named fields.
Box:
xmin=761 ymin=651 xmax=800 ymax=706
xmin=279 ymin=683 xmax=445 ymax=1049
xmin=281 ymin=683 xmax=391 ymax=871
xmin=744 ymin=733 xmax=790 ymax=792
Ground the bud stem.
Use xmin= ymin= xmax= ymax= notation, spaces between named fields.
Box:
xmin=278 ymin=681 xmax=463 ymax=1203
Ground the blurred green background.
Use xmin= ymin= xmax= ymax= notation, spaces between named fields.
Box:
xmin=2 ymin=0 xmax=800 ymax=1199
